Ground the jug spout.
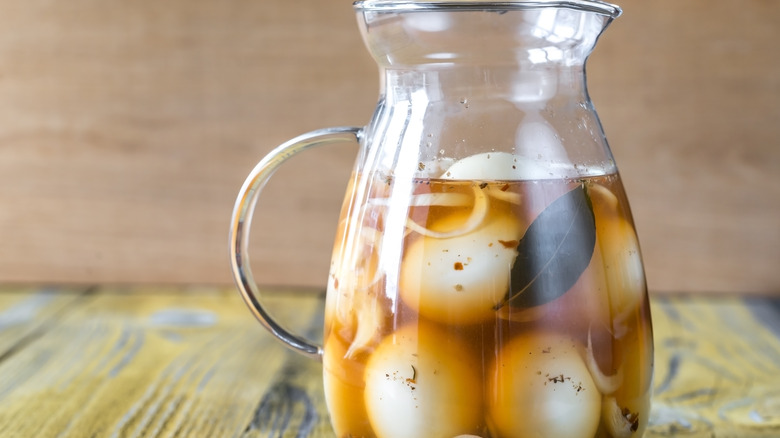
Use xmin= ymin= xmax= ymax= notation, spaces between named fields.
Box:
xmin=355 ymin=1 xmax=621 ymax=69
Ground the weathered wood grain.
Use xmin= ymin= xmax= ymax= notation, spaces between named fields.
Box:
xmin=0 ymin=1 xmax=777 ymax=294
xmin=1 ymin=287 xmax=779 ymax=437
xmin=0 ymin=286 xmax=90 ymax=359
xmin=648 ymin=296 xmax=780 ymax=437
xmin=0 ymin=286 xmax=330 ymax=438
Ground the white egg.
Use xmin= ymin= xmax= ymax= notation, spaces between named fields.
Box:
xmin=487 ymin=332 xmax=601 ymax=438
xmin=588 ymin=184 xmax=646 ymax=316
xmin=364 ymin=323 xmax=483 ymax=438
xmin=400 ymin=210 xmax=523 ymax=324
xmin=441 ymin=151 xmax=557 ymax=181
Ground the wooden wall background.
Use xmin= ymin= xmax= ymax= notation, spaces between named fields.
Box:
xmin=0 ymin=0 xmax=777 ymax=295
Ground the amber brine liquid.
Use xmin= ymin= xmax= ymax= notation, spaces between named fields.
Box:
xmin=323 ymin=173 xmax=653 ymax=438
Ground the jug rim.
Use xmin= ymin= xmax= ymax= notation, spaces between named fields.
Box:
xmin=352 ymin=0 xmax=623 ymax=19
xmin=353 ymin=0 xmax=621 ymax=18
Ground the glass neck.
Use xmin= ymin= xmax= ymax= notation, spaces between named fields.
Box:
xmin=380 ymin=64 xmax=587 ymax=108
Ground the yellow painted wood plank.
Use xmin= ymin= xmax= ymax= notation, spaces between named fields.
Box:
xmin=0 ymin=286 xmax=332 ymax=438
xmin=648 ymin=296 xmax=780 ymax=437
xmin=2 ymin=288 xmax=779 ymax=437
xmin=0 ymin=286 xmax=91 ymax=356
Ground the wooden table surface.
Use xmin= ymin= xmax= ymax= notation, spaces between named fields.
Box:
xmin=0 ymin=286 xmax=778 ymax=437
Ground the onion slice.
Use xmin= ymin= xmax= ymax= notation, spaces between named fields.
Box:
xmin=586 ymin=327 xmax=623 ymax=395
xmin=495 ymin=302 xmax=548 ymax=322
xmin=485 ymin=187 xmax=522 ymax=205
xmin=368 ymin=192 xmax=472 ymax=208
xmin=405 ymin=185 xmax=489 ymax=239
xmin=345 ymin=293 xmax=385 ymax=358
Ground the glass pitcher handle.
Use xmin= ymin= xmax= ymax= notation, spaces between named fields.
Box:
xmin=229 ymin=126 xmax=362 ymax=361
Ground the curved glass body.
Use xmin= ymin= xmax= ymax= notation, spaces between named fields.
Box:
xmin=322 ymin=2 xmax=653 ymax=437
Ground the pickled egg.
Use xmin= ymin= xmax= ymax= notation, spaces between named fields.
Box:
xmin=441 ymin=151 xmax=552 ymax=181
xmin=588 ymin=184 xmax=645 ymax=316
xmin=400 ymin=210 xmax=523 ymax=324
xmin=364 ymin=323 xmax=482 ymax=438
xmin=487 ymin=331 xmax=601 ymax=438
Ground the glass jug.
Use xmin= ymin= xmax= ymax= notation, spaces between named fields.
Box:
xmin=230 ymin=1 xmax=653 ymax=437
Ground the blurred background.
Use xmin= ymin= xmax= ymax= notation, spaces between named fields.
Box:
xmin=0 ymin=0 xmax=776 ymax=295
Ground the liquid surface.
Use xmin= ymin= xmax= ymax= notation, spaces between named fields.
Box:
xmin=323 ymin=173 xmax=653 ymax=438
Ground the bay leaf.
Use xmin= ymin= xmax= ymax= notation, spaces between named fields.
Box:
xmin=496 ymin=184 xmax=596 ymax=309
